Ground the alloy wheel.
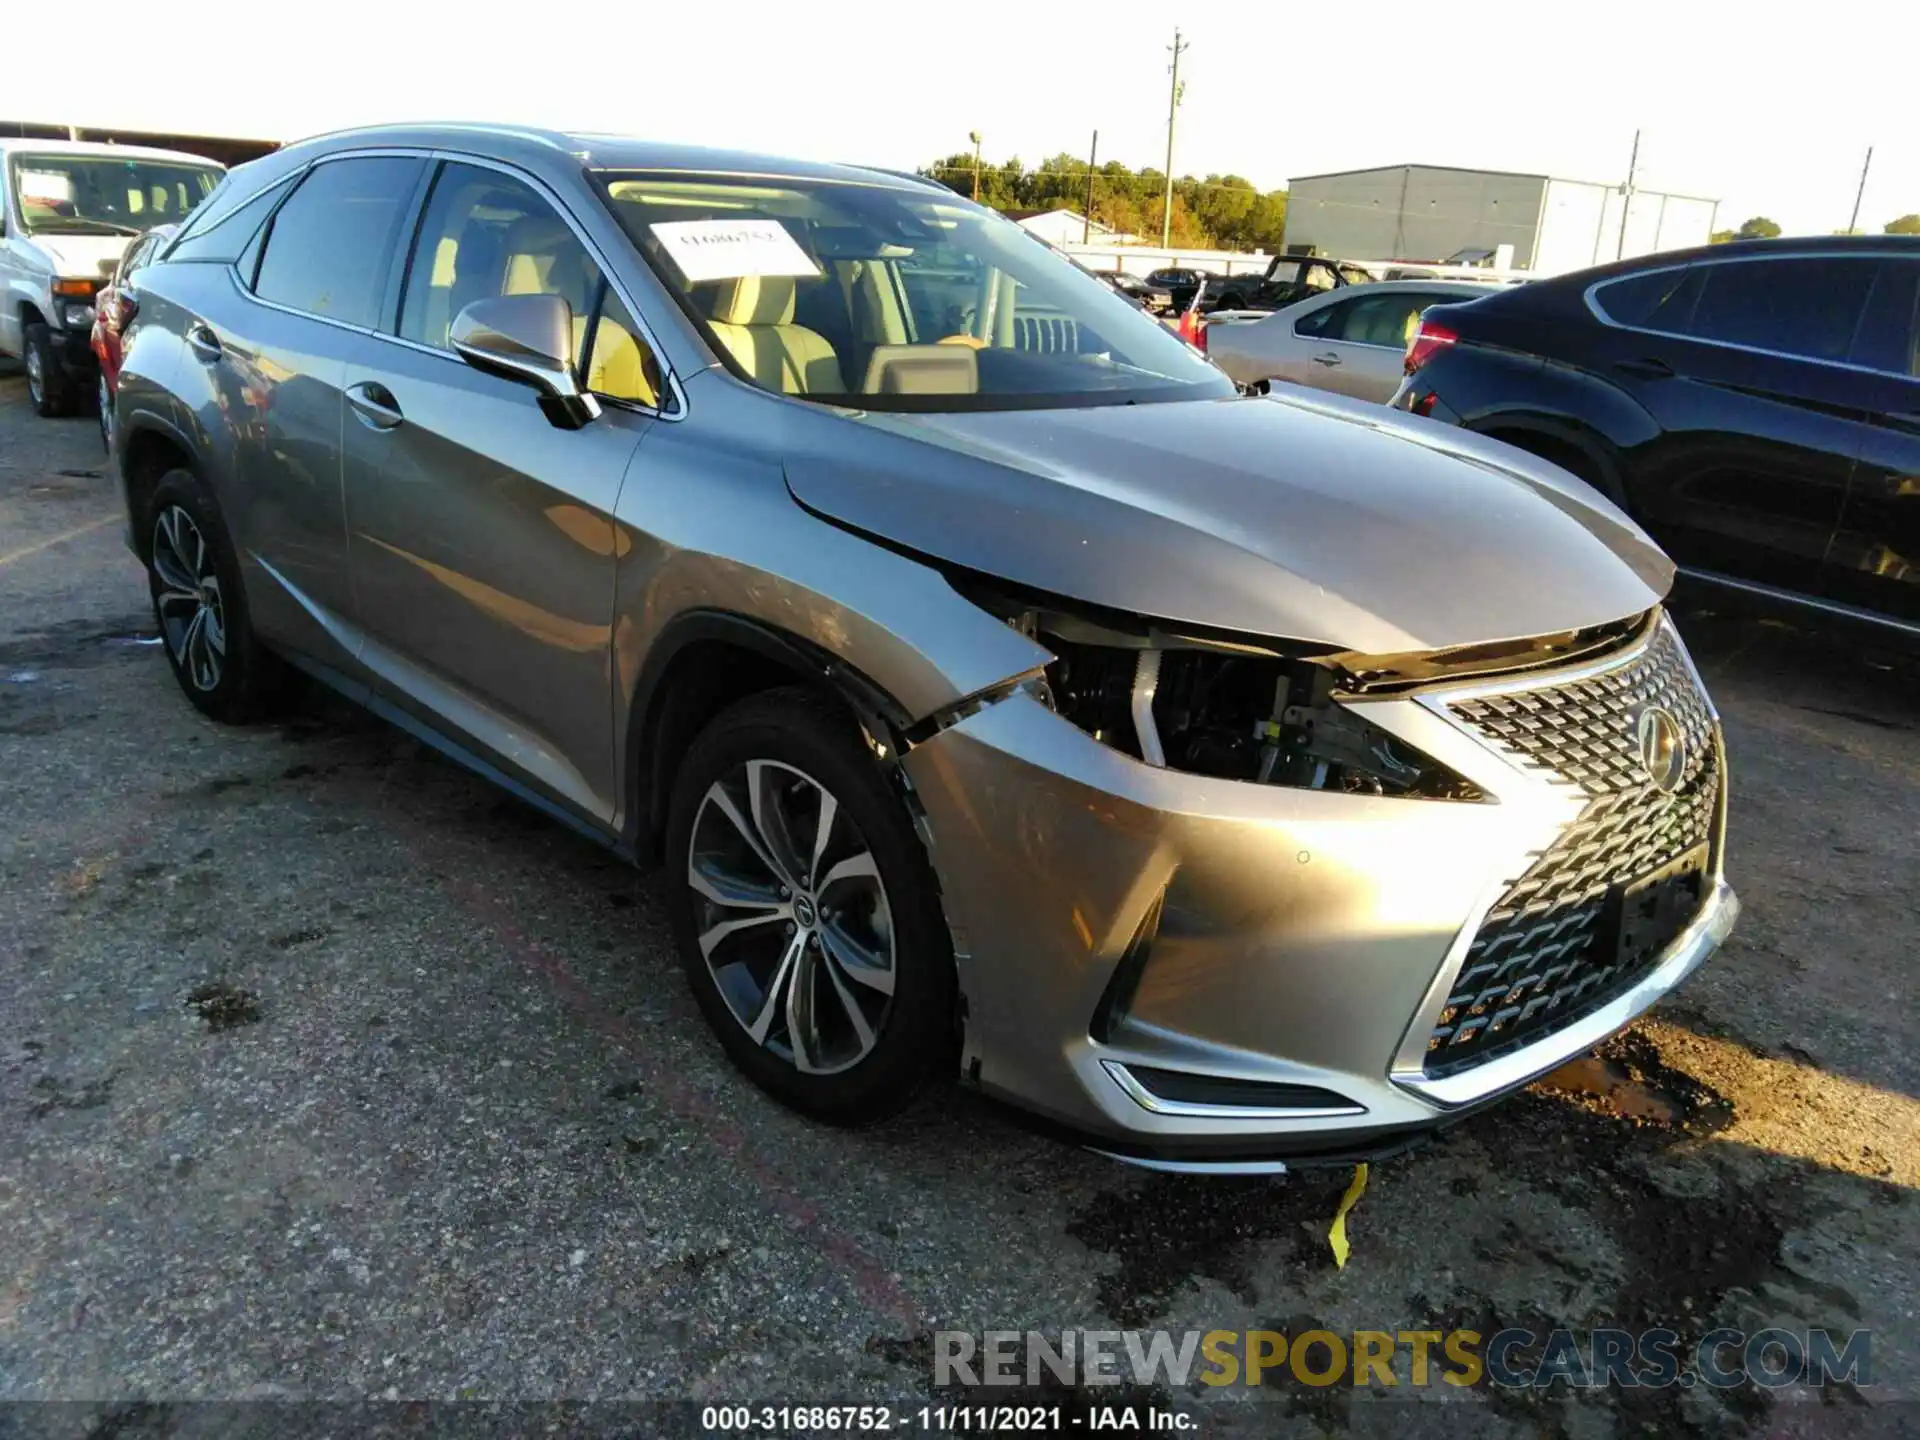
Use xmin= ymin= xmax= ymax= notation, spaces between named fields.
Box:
xmin=150 ymin=506 xmax=227 ymax=692
xmin=98 ymin=374 xmax=114 ymax=451
xmin=686 ymin=759 xmax=896 ymax=1074
xmin=24 ymin=344 xmax=44 ymax=408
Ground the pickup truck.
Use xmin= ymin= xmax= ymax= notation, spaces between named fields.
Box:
xmin=0 ymin=138 xmax=223 ymax=416
xmin=1203 ymin=254 xmax=1378 ymax=313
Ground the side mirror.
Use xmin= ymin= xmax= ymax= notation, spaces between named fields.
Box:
xmin=450 ymin=293 xmax=600 ymax=430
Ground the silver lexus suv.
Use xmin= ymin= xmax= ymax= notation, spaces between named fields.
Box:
xmin=112 ymin=125 xmax=1737 ymax=1171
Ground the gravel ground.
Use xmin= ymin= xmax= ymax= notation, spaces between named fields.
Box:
xmin=0 ymin=369 xmax=1914 ymax=1438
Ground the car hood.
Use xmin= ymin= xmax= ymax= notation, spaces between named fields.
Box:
xmin=12 ymin=233 xmax=134 ymax=280
xmin=783 ymin=389 xmax=1672 ymax=656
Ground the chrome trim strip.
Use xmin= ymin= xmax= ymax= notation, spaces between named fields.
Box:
xmin=1412 ymin=608 xmax=1662 ymax=714
xmin=1100 ymin=1060 xmax=1366 ymax=1122
xmin=1679 ymin=567 xmax=1920 ymax=639
xmin=1395 ymin=876 xmax=1738 ymax=1108
xmin=1087 ymin=1149 xmax=1290 ymax=1176
xmin=212 ymin=146 xmax=688 ymax=422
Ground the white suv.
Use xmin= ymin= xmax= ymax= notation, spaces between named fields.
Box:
xmin=0 ymin=138 xmax=222 ymax=416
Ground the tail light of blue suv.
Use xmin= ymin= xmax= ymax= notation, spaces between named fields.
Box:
xmin=1403 ymin=318 xmax=1458 ymax=376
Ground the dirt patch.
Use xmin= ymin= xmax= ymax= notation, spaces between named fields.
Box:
xmin=0 ymin=616 xmax=160 ymax=672
xmin=269 ymin=926 xmax=332 ymax=950
xmin=29 ymin=1073 xmax=115 ymax=1120
xmin=1065 ymin=1172 xmax=1349 ymax=1327
xmin=186 ymin=983 xmax=262 ymax=1031
xmin=1461 ymin=1028 xmax=1795 ymax=1432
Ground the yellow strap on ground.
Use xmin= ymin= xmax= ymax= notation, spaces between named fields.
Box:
xmin=1328 ymin=1163 xmax=1369 ymax=1269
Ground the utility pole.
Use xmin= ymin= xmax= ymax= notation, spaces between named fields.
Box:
xmin=1848 ymin=146 xmax=1873 ymax=233
xmin=1614 ymin=128 xmax=1640 ymax=260
xmin=969 ymin=130 xmax=982 ymax=204
xmin=1161 ymin=29 xmax=1187 ymax=249
xmin=1083 ymin=130 xmax=1099 ymax=244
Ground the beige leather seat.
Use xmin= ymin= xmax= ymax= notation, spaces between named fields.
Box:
xmin=701 ymin=276 xmax=844 ymax=395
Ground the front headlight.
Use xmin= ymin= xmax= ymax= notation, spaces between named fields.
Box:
xmin=63 ymin=303 xmax=95 ymax=329
xmin=952 ymin=580 xmax=1480 ymax=800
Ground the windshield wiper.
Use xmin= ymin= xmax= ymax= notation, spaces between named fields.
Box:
xmin=31 ymin=219 xmax=144 ymax=236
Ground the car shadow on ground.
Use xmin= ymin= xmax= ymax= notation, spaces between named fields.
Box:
xmin=201 ymin=617 xmax=1912 ymax=1433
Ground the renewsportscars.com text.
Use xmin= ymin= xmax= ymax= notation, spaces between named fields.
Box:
xmin=935 ymin=1327 xmax=1870 ymax=1391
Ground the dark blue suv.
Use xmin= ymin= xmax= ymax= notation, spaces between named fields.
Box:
xmin=1395 ymin=237 xmax=1920 ymax=640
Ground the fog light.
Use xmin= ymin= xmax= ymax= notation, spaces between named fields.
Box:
xmin=63 ymin=303 xmax=94 ymax=329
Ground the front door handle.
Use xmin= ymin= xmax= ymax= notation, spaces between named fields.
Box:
xmin=185 ymin=323 xmax=222 ymax=362
xmin=1311 ymin=351 xmax=1342 ymax=367
xmin=1614 ymin=356 xmax=1675 ymax=380
xmin=346 ymin=381 xmax=404 ymax=430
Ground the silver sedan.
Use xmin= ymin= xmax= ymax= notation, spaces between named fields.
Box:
xmin=1207 ymin=280 xmax=1498 ymax=401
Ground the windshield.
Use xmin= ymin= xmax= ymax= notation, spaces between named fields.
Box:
xmin=8 ymin=153 xmax=221 ymax=236
xmin=596 ymin=171 xmax=1231 ymax=412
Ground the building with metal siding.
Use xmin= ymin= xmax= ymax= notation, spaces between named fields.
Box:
xmin=1283 ymin=164 xmax=1717 ymax=274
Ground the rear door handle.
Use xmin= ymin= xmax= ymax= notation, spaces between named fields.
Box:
xmin=346 ymin=381 xmax=404 ymax=430
xmin=185 ymin=323 xmax=222 ymax=361
xmin=1614 ymin=356 xmax=1675 ymax=380
xmin=1311 ymin=351 xmax=1342 ymax=367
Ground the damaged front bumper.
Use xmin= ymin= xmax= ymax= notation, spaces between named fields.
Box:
xmin=900 ymin=617 xmax=1736 ymax=1172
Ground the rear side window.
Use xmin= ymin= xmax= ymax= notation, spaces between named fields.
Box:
xmin=253 ymin=157 xmax=422 ymax=329
xmin=1684 ymin=257 xmax=1877 ymax=363
xmin=1591 ymin=267 xmax=1699 ymax=329
xmin=166 ymin=176 xmax=291 ymax=265
xmin=1849 ymin=260 xmax=1920 ymax=377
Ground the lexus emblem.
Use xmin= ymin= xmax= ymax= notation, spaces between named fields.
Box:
xmin=1636 ymin=706 xmax=1687 ymax=793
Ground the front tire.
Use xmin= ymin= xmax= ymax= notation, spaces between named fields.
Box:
xmin=24 ymin=323 xmax=72 ymax=418
xmin=665 ymin=688 xmax=955 ymax=1124
xmin=145 ymin=468 xmax=294 ymax=723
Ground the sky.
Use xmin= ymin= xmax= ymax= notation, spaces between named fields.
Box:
xmin=11 ymin=0 xmax=1915 ymax=238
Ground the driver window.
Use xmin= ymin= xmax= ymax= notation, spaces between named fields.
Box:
xmin=399 ymin=161 xmax=662 ymax=405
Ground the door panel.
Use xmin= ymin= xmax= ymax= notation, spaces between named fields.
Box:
xmin=340 ymin=337 xmax=651 ymax=822
xmin=1296 ymin=290 xmax=1452 ymax=402
xmin=1828 ymin=259 xmax=1920 ymax=624
xmin=1599 ymin=257 xmax=1875 ymax=596
xmin=157 ymin=262 xmax=364 ymax=669
xmin=164 ymin=154 xmax=424 ymax=669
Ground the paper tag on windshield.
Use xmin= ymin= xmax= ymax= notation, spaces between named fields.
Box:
xmin=650 ymin=219 xmax=820 ymax=283
xmin=19 ymin=171 xmax=74 ymax=204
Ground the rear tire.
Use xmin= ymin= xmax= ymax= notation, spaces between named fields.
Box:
xmin=665 ymin=687 xmax=955 ymax=1125
xmin=23 ymin=323 xmax=72 ymax=418
xmin=144 ymin=468 xmax=296 ymax=723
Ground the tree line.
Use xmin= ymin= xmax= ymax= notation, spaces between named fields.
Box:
xmin=920 ymin=152 xmax=1289 ymax=252
xmin=1713 ymin=214 xmax=1919 ymax=241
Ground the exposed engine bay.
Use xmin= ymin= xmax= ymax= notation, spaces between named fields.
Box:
xmin=968 ymin=597 xmax=1487 ymax=801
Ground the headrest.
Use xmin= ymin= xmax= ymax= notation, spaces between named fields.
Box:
xmin=706 ymin=275 xmax=796 ymax=327
xmin=503 ymin=215 xmax=575 ymax=254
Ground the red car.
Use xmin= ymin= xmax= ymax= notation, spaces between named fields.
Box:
xmin=89 ymin=224 xmax=174 ymax=449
